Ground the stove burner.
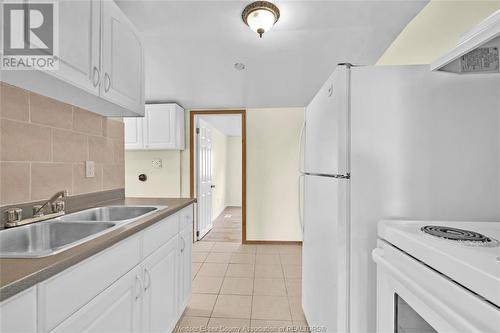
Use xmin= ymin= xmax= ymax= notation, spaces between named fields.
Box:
xmin=421 ymin=225 xmax=492 ymax=242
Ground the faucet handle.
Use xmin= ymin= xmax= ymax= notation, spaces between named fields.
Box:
xmin=51 ymin=201 xmax=65 ymax=213
xmin=6 ymin=208 xmax=23 ymax=223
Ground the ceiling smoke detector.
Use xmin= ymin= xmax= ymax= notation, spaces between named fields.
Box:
xmin=234 ymin=63 xmax=246 ymax=70
xmin=242 ymin=1 xmax=280 ymax=38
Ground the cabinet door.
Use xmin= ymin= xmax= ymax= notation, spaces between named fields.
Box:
xmin=142 ymin=236 xmax=179 ymax=333
xmin=101 ymin=0 xmax=145 ymax=115
xmin=124 ymin=117 xmax=144 ymax=150
xmin=178 ymin=227 xmax=192 ymax=315
xmin=48 ymin=0 xmax=100 ymax=95
xmin=51 ymin=267 xmax=142 ymax=333
xmin=174 ymin=104 xmax=186 ymax=150
xmin=144 ymin=104 xmax=177 ymax=149
xmin=0 ymin=287 xmax=37 ymax=333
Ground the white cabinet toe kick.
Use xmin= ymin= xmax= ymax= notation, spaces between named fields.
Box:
xmin=0 ymin=204 xmax=194 ymax=333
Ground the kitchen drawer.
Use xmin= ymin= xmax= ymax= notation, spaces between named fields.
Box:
xmin=38 ymin=235 xmax=141 ymax=333
xmin=0 ymin=287 xmax=37 ymax=333
xmin=179 ymin=205 xmax=193 ymax=231
xmin=143 ymin=214 xmax=179 ymax=258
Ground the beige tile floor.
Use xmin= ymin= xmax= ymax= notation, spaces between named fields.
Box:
xmin=175 ymin=242 xmax=307 ymax=332
xmin=201 ymin=207 xmax=243 ymax=243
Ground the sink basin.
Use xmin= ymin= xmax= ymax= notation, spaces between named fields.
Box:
xmin=0 ymin=221 xmax=116 ymax=258
xmin=60 ymin=206 xmax=158 ymax=222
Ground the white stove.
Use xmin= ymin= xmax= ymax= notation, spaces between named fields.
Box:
xmin=373 ymin=220 xmax=500 ymax=333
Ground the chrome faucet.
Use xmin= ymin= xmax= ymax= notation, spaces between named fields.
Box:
xmin=5 ymin=190 xmax=69 ymax=228
xmin=33 ymin=190 xmax=68 ymax=217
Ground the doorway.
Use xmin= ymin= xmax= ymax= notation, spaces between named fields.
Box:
xmin=190 ymin=110 xmax=246 ymax=243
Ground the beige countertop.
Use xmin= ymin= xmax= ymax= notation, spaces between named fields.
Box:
xmin=0 ymin=197 xmax=196 ymax=302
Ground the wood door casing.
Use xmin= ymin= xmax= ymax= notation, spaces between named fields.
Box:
xmin=189 ymin=110 xmax=247 ymax=243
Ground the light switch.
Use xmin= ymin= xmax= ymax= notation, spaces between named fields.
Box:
xmin=85 ymin=160 xmax=95 ymax=178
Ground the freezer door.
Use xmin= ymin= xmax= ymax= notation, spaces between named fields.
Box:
xmin=304 ymin=65 xmax=350 ymax=175
xmin=302 ymin=175 xmax=349 ymax=333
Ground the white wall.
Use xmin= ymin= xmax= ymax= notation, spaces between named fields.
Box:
xmin=246 ymin=108 xmax=304 ymax=242
xmin=377 ymin=1 xmax=500 ymax=65
xmin=226 ymin=136 xmax=242 ymax=207
xmin=125 ymin=150 xmax=181 ymax=197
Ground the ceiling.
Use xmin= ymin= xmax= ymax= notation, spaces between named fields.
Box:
xmin=117 ymin=0 xmax=428 ymax=109
xmin=201 ymin=115 xmax=242 ymax=136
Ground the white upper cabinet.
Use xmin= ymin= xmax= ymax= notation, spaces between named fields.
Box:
xmin=101 ymin=0 xmax=145 ymax=115
xmin=48 ymin=0 xmax=100 ymax=95
xmin=124 ymin=117 xmax=144 ymax=150
xmin=1 ymin=0 xmax=145 ymax=117
xmin=124 ymin=104 xmax=185 ymax=150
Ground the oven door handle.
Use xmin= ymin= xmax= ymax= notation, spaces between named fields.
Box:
xmin=372 ymin=248 xmax=483 ymax=333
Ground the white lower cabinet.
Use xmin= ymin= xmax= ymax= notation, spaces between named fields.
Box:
xmin=142 ymin=236 xmax=179 ymax=333
xmin=178 ymin=226 xmax=193 ymax=312
xmin=0 ymin=287 xmax=37 ymax=333
xmin=51 ymin=267 xmax=142 ymax=333
xmin=0 ymin=204 xmax=194 ymax=333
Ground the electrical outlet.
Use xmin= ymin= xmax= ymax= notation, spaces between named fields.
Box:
xmin=152 ymin=158 xmax=163 ymax=169
xmin=85 ymin=160 xmax=95 ymax=178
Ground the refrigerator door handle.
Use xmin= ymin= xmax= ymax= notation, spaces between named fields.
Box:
xmin=298 ymin=174 xmax=305 ymax=232
xmin=304 ymin=172 xmax=350 ymax=179
xmin=298 ymin=120 xmax=306 ymax=173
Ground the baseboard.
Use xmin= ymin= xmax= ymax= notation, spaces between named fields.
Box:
xmin=243 ymin=240 xmax=303 ymax=245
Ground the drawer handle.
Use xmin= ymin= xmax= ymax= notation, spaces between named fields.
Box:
xmin=180 ymin=236 xmax=186 ymax=253
xmin=143 ymin=268 xmax=151 ymax=291
xmin=92 ymin=66 xmax=100 ymax=87
xmin=135 ymin=275 xmax=143 ymax=300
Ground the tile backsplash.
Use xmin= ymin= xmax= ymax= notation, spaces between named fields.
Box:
xmin=0 ymin=82 xmax=125 ymax=206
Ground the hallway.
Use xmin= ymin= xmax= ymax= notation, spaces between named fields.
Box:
xmin=201 ymin=207 xmax=242 ymax=243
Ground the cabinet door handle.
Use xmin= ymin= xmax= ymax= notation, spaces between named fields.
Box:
xmin=143 ymin=268 xmax=151 ymax=291
xmin=92 ymin=66 xmax=100 ymax=87
xmin=134 ymin=275 xmax=143 ymax=301
xmin=180 ymin=236 xmax=186 ymax=253
xmin=104 ymin=73 xmax=111 ymax=92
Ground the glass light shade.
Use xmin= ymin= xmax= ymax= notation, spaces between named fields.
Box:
xmin=246 ymin=9 xmax=276 ymax=36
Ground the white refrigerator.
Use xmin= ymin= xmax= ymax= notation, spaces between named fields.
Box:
xmin=301 ymin=64 xmax=500 ymax=333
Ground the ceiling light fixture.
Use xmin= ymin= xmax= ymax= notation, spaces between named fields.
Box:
xmin=242 ymin=1 xmax=280 ymax=38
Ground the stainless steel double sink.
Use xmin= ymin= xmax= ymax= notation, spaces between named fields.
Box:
xmin=0 ymin=206 xmax=164 ymax=258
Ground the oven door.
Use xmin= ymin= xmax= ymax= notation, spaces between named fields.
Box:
xmin=372 ymin=240 xmax=500 ymax=333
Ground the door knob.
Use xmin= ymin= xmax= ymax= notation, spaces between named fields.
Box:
xmin=210 ymin=185 xmax=216 ymax=188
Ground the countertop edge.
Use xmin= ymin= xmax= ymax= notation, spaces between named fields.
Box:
xmin=0 ymin=198 xmax=196 ymax=302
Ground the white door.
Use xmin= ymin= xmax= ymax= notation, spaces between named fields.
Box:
xmin=48 ymin=0 xmax=100 ymax=95
xmin=51 ymin=267 xmax=142 ymax=333
xmin=124 ymin=117 xmax=144 ymax=150
xmin=302 ymin=175 xmax=348 ymax=333
xmin=142 ymin=236 xmax=178 ymax=333
xmin=196 ymin=119 xmax=213 ymax=240
xmin=305 ymin=65 xmax=350 ymax=175
xmin=144 ymin=104 xmax=177 ymax=149
xmin=178 ymin=227 xmax=193 ymax=312
xmin=101 ymin=0 xmax=145 ymax=115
